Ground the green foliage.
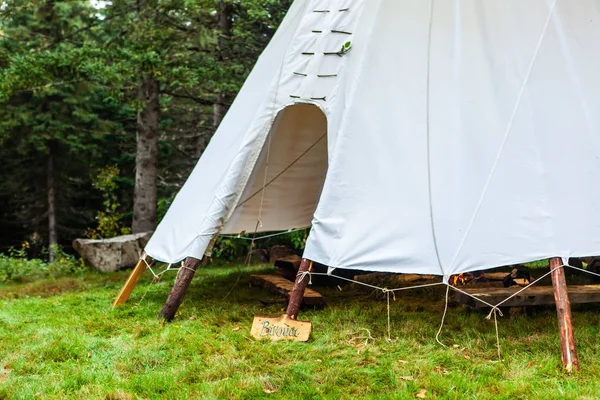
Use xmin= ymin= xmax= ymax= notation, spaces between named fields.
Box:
xmin=0 ymin=0 xmax=291 ymax=254
xmin=86 ymin=166 xmax=132 ymax=239
xmin=0 ymin=0 xmax=131 ymax=250
xmin=0 ymin=243 xmax=85 ymax=283
xmin=210 ymin=228 xmax=309 ymax=261
xmin=287 ymin=229 xmax=309 ymax=251
xmin=211 ymin=237 xmax=252 ymax=261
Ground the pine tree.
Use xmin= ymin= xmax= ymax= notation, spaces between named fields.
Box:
xmin=0 ymin=0 xmax=125 ymax=257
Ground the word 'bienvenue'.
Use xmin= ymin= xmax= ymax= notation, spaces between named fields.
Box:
xmin=259 ymin=321 xmax=300 ymax=338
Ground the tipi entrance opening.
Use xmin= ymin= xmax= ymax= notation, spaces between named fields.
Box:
xmin=223 ymin=103 xmax=328 ymax=234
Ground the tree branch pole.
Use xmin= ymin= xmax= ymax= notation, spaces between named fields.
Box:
xmin=550 ymin=257 xmax=580 ymax=372
xmin=285 ymin=258 xmax=313 ymax=320
xmin=159 ymin=257 xmax=203 ymax=321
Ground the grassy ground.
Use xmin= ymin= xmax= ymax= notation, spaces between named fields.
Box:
xmin=2 ymin=263 xmax=600 ymax=399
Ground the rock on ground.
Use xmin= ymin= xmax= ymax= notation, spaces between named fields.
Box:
xmin=72 ymin=232 xmax=152 ymax=272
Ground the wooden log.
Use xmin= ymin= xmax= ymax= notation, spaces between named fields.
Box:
xmin=479 ymin=272 xmax=511 ymax=281
xmin=453 ymin=284 xmax=600 ymax=308
xmin=274 ymin=254 xmax=302 ymax=270
xmin=249 ymin=274 xmax=325 ymax=306
xmin=354 ymin=272 xmax=440 ymax=286
xmin=550 ymin=257 xmax=580 ymax=372
xmin=158 ymin=257 xmax=203 ymax=322
xmin=285 ymin=258 xmax=312 ymax=320
xmin=112 ymin=257 xmax=148 ymax=308
xmin=274 ymin=254 xmax=302 ymax=281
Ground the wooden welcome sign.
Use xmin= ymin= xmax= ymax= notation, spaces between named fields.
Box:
xmin=250 ymin=315 xmax=312 ymax=342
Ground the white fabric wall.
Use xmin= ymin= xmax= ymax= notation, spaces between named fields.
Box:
xmin=146 ymin=0 xmax=600 ymax=280
xmin=305 ymin=0 xmax=600 ymax=277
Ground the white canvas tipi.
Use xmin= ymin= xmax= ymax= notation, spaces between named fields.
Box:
xmin=145 ymin=0 xmax=600 ymax=282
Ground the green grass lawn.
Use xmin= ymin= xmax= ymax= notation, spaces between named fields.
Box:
xmin=2 ymin=263 xmax=600 ymax=399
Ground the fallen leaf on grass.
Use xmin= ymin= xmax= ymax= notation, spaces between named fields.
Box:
xmin=433 ymin=366 xmax=449 ymax=374
xmin=400 ymin=376 xmax=415 ymax=381
xmin=397 ymin=359 xmax=408 ymax=364
xmin=188 ymin=315 xmax=197 ymax=321
xmin=452 ymin=344 xmax=460 ymax=348
xmin=232 ymin=327 xmax=240 ymax=331
xmin=463 ymin=355 xmax=471 ymax=360
xmin=416 ymin=389 xmax=427 ymax=398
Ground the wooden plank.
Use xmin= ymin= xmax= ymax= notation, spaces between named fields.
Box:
xmin=250 ymin=273 xmax=325 ymax=307
xmin=479 ymin=272 xmax=510 ymax=281
xmin=250 ymin=315 xmax=311 ymax=342
xmin=274 ymin=255 xmax=302 ymax=270
xmin=275 ymin=255 xmax=303 ymax=282
xmin=354 ymin=272 xmax=441 ymax=286
xmin=453 ymin=284 xmax=600 ymax=308
xmin=550 ymin=257 xmax=579 ymax=372
xmin=113 ymin=258 xmax=148 ymax=308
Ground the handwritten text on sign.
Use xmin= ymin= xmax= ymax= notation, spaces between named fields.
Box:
xmin=250 ymin=315 xmax=311 ymax=342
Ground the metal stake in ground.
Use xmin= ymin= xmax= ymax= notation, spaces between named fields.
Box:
xmin=550 ymin=257 xmax=580 ymax=372
xmin=285 ymin=258 xmax=313 ymax=319
xmin=159 ymin=257 xmax=203 ymax=321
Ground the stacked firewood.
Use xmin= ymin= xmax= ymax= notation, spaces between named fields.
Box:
xmin=450 ymin=266 xmax=531 ymax=288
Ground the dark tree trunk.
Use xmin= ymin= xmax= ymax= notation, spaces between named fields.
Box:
xmin=47 ymin=142 xmax=57 ymax=261
xmin=198 ymin=1 xmax=234 ymax=158
xmin=132 ymin=77 xmax=159 ymax=233
xmin=159 ymin=257 xmax=203 ymax=321
xmin=212 ymin=96 xmax=227 ymax=135
xmin=214 ymin=0 xmax=233 ymax=130
xmin=286 ymin=258 xmax=313 ymax=320
xmin=550 ymin=257 xmax=580 ymax=372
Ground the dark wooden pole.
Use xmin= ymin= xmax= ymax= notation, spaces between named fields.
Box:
xmin=285 ymin=258 xmax=313 ymax=320
xmin=550 ymin=257 xmax=580 ymax=372
xmin=159 ymin=257 xmax=203 ymax=321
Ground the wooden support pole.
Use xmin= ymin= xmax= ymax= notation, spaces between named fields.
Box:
xmin=113 ymin=257 xmax=148 ymax=308
xmin=550 ymin=257 xmax=580 ymax=372
xmin=285 ymin=258 xmax=313 ymax=320
xmin=159 ymin=257 xmax=203 ymax=322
